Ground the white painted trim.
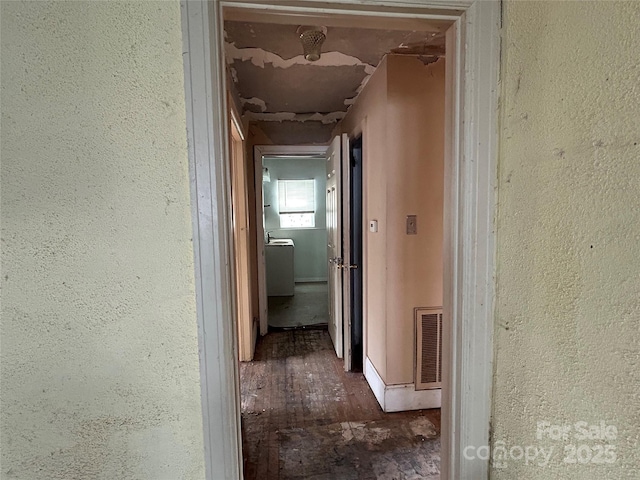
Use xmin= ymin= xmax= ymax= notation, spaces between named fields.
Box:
xmin=222 ymin=0 xmax=466 ymax=22
xmin=385 ymin=385 xmax=441 ymax=412
xmin=441 ymin=2 xmax=500 ymax=480
xmin=365 ymin=357 xmax=441 ymax=412
xmin=364 ymin=357 xmax=386 ymax=409
xmin=182 ymin=1 xmax=499 ymax=479
xmin=180 ymin=1 xmax=242 ymax=479
xmin=224 ymin=0 xmax=472 ymax=9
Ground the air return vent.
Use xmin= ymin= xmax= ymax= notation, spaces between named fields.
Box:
xmin=415 ymin=307 xmax=443 ymax=390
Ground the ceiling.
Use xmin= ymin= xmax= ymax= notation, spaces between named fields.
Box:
xmin=224 ymin=20 xmax=445 ymax=144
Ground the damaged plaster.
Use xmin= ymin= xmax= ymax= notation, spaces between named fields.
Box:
xmin=240 ymin=96 xmax=267 ymax=112
xmin=225 ymin=42 xmax=376 ymax=75
xmin=245 ymin=111 xmax=346 ymax=124
xmin=231 ymin=61 xmax=366 ymax=114
xmin=226 ymin=43 xmax=376 ymax=116
xmin=224 ymin=21 xmax=444 ymax=67
xmin=224 ymin=20 xmax=446 ymax=142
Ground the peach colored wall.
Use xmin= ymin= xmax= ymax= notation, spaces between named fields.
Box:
xmin=341 ymin=55 xmax=445 ymax=385
xmin=341 ymin=57 xmax=389 ymax=380
xmin=386 ymin=56 xmax=445 ymax=384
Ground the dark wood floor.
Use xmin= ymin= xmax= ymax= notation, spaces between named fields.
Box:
xmin=240 ymin=328 xmax=440 ymax=480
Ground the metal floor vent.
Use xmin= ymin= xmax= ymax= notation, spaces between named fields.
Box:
xmin=415 ymin=307 xmax=443 ymax=390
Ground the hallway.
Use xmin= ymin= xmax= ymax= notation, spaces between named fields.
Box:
xmin=240 ymin=329 xmax=441 ymax=479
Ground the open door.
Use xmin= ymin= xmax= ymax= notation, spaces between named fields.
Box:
xmin=326 ymin=135 xmax=343 ymax=358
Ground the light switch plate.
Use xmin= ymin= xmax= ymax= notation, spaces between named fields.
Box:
xmin=369 ymin=220 xmax=378 ymax=233
xmin=406 ymin=215 xmax=417 ymax=235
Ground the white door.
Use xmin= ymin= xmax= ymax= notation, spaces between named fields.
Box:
xmin=326 ymin=135 xmax=343 ymax=358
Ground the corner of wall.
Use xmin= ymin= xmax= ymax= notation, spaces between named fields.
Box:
xmin=365 ymin=357 xmax=441 ymax=413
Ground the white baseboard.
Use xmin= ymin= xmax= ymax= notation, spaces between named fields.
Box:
xmin=294 ymin=277 xmax=327 ymax=283
xmin=364 ymin=357 xmax=386 ymax=408
xmin=364 ymin=357 xmax=441 ymax=412
xmin=385 ymin=384 xmax=441 ymax=412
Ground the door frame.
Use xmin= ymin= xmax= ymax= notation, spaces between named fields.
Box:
xmin=229 ymin=102 xmax=256 ymax=361
xmin=253 ymin=144 xmax=329 ymax=336
xmin=180 ymin=0 xmax=499 ymax=479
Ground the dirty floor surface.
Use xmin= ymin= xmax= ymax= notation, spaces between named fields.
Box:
xmin=268 ymin=282 xmax=329 ymax=329
xmin=240 ymin=329 xmax=441 ymax=479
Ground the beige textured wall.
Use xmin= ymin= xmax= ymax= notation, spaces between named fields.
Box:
xmin=341 ymin=56 xmax=444 ymax=385
xmin=492 ymin=1 xmax=640 ymax=478
xmin=1 ymin=2 xmax=205 ymax=479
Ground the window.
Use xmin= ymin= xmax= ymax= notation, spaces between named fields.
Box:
xmin=278 ymin=179 xmax=315 ymax=228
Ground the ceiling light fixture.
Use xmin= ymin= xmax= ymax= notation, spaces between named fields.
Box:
xmin=297 ymin=26 xmax=327 ymax=62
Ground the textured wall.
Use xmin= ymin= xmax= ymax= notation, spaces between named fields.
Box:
xmin=492 ymin=1 xmax=640 ymax=478
xmin=1 ymin=2 xmax=205 ymax=479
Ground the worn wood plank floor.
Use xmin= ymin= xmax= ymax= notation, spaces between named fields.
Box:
xmin=240 ymin=328 xmax=441 ymax=480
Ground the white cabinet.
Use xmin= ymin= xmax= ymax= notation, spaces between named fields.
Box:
xmin=266 ymin=240 xmax=295 ymax=296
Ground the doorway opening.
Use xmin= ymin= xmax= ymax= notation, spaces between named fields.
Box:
xmin=180 ymin=1 xmax=499 ymax=479
xmin=261 ymin=153 xmax=329 ymax=331
xmin=231 ymin=12 xmax=447 ymax=476
xmin=252 ymin=145 xmax=331 ymax=338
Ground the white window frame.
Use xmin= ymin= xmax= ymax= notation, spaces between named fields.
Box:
xmin=180 ymin=1 xmax=499 ymax=479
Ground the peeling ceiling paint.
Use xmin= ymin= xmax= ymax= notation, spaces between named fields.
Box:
xmin=224 ymin=20 xmax=445 ymax=142
xmin=245 ymin=111 xmax=346 ymax=124
xmin=232 ymin=61 xmax=367 ymax=114
xmin=225 ymin=42 xmax=376 ymax=74
xmin=240 ymin=96 xmax=267 ymax=112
